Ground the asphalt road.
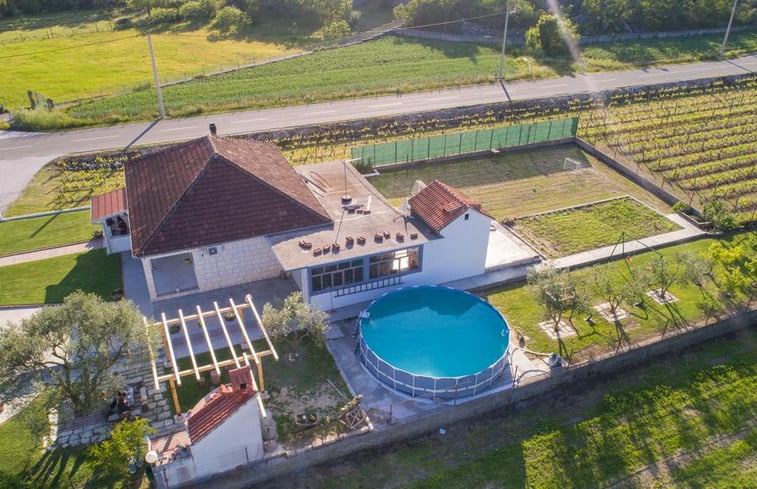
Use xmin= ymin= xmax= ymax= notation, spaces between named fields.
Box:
xmin=1 ymin=53 xmax=756 ymax=212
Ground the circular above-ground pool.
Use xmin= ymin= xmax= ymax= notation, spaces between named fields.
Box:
xmin=357 ymin=286 xmax=510 ymax=400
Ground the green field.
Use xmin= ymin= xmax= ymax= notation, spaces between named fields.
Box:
xmin=255 ymin=327 xmax=757 ymax=489
xmin=0 ymin=10 xmax=298 ymax=110
xmin=0 ymin=210 xmax=98 ymax=256
xmin=368 ymin=144 xmax=673 ymax=219
xmin=513 ymin=197 xmax=681 ymax=257
xmin=0 ymin=249 xmax=121 ymax=305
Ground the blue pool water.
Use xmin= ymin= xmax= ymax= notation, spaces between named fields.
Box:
xmin=359 ymin=286 xmax=509 ymax=378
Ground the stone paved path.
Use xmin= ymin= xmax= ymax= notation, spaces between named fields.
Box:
xmin=0 ymin=237 xmax=104 ymax=267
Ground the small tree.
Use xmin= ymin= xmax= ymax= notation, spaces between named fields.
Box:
xmin=88 ymin=418 xmax=156 ymax=482
xmin=701 ymin=198 xmax=738 ymax=232
xmin=591 ymin=267 xmax=633 ymax=319
xmin=214 ymin=6 xmax=250 ymax=34
xmin=528 ymin=265 xmax=588 ymax=332
xmin=0 ymin=291 xmax=153 ymax=417
xmin=262 ymin=292 xmax=329 ymax=355
xmin=525 ymin=12 xmax=580 ymax=56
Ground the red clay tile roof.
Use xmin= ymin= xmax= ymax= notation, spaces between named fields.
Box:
xmin=186 ymin=384 xmax=255 ymax=444
xmin=409 ymin=180 xmax=493 ymax=233
xmin=90 ymin=187 xmax=126 ymax=222
xmin=125 ymin=136 xmax=332 ymax=256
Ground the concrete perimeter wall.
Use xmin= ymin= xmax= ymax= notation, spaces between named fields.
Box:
xmin=181 ymin=311 xmax=756 ymax=489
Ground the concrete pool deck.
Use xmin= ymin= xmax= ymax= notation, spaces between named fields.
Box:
xmin=324 ymin=318 xmax=550 ymax=426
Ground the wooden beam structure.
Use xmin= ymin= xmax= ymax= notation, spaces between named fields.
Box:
xmin=143 ymin=294 xmax=279 ymax=415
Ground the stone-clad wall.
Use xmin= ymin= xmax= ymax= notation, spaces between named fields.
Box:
xmin=192 ymin=236 xmax=282 ymax=292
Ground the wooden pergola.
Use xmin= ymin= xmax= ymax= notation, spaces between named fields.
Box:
xmin=144 ymin=294 xmax=279 ymax=415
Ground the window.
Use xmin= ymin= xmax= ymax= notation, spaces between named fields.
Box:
xmin=369 ymin=247 xmax=420 ymax=279
xmin=311 ymin=259 xmax=364 ymax=292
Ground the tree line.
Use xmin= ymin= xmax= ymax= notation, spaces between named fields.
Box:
xmin=0 ymin=0 xmax=356 ymax=37
xmin=395 ymin=0 xmax=757 ymax=37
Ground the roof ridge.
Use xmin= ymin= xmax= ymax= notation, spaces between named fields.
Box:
xmin=214 ymin=153 xmax=332 ymax=223
xmin=138 ymin=141 xmax=215 ymax=255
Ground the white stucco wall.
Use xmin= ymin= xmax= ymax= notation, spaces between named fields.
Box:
xmin=308 ymin=210 xmax=491 ymax=310
xmin=157 ymin=399 xmax=264 ymax=486
xmin=142 ymin=235 xmax=283 ymax=301
xmin=420 ymin=209 xmax=490 ymax=283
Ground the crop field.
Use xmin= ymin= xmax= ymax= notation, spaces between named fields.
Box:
xmin=0 ymin=11 xmax=298 ymax=109
xmin=580 ymin=76 xmax=757 ymax=223
xmin=513 ymin=197 xmax=681 ymax=258
xmin=5 ymin=152 xmax=130 ymax=216
xmin=65 ymin=35 xmax=523 ymax=122
xmin=368 ymin=144 xmax=672 ymax=220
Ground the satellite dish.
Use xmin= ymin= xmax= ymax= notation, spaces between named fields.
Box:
xmin=144 ymin=450 xmax=159 ymax=464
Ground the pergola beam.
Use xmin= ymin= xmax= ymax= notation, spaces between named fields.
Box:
xmin=246 ymin=294 xmax=279 ymax=361
xmin=197 ymin=305 xmax=221 ymax=376
xmin=144 ymin=317 xmax=162 ymax=391
xmin=214 ymin=301 xmax=241 ymax=369
xmin=161 ymin=312 xmax=181 ymax=385
xmin=179 ymin=309 xmax=202 ymax=381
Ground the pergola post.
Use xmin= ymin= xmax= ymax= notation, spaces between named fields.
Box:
xmin=169 ymin=378 xmax=181 ymax=415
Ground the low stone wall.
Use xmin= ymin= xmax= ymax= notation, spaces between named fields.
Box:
xmin=186 ymin=311 xmax=756 ymax=489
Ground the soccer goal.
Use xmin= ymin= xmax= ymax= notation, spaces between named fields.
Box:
xmin=563 ymin=157 xmax=583 ymax=173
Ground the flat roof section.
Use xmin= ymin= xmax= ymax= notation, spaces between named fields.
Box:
xmin=269 ymin=161 xmax=433 ymax=271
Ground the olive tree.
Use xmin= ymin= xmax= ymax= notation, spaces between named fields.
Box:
xmin=0 ymin=291 xmax=152 ymax=417
xmin=528 ymin=265 xmax=589 ymax=333
xmin=262 ymin=291 xmax=329 ymax=356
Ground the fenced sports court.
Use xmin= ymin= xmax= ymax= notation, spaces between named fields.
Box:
xmin=351 ymin=117 xmax=579 ymax=167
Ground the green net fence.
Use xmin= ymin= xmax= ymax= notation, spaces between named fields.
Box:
xmin=351 ymin=118 xmax=579 ymax=167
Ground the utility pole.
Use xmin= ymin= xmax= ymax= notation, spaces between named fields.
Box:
xmin=720 ymin=0 xmax=739 ymax=59
xmin=147 ymin=34 xmax=165 ymax=118
xmin=498 ymin=0 xmax=512 ymax=81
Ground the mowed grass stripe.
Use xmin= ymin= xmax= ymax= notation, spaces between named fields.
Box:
xmin=0 ymin=210 xmax=98 ymax=256
xmin=0 ymin=249 xmax=121 ymax=305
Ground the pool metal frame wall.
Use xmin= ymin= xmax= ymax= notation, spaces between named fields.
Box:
xmin=357 ymin=286 xmax=511 ymax=400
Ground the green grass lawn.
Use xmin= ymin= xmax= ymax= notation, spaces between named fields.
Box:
xmin=369 ymin=144 xmax=673 ymax=219
xmin=0 ymin=211 xmax=99 ymax=256
xmin=486 ymin=237 xmax=724 ymax=358
xmin=0 ymin=249 xmax=121 ymax=305
xmin=513 ymin=197 xmax=681 ymax=258
xmin=256 ymin=327 xmax=757 ymax=489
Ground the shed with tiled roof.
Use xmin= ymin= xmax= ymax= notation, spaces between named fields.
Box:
xmin=409 ymin=180 xmax=493 ymax=233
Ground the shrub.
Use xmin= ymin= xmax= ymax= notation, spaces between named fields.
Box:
xmin=526 ymin=12 xmax=580 ymax=56
xmin=113 ymin=17 xmax=132 ymax=30
xmin=179 ymin=0 xmax=213 ymax=22
xmin=149 ymin=6 xmax=181 ymax=25
xmin=88 ymin=418 xmax=156 ymax=482
xmin=321 ymin=20 xmax=351 ymax=41
xmin=10 ymin=109 xmax=84 ymax=131
xmin=214 ymin=5 xmax=249 ymax=34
